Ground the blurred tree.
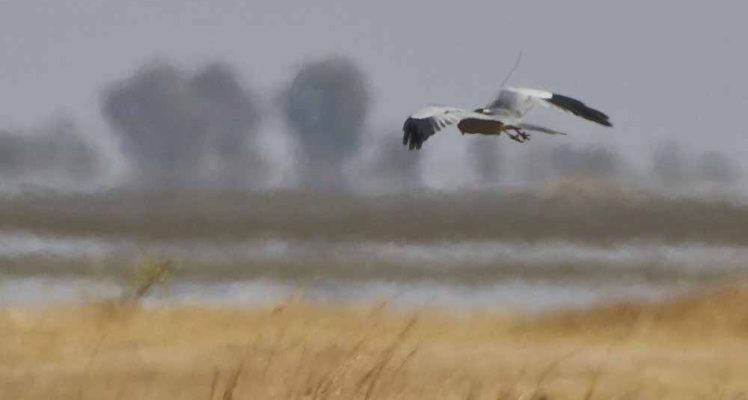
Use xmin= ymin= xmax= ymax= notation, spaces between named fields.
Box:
xmin=282 ymin=57 xmax=369 ymax=190
xmin=551 ymin=144 xmax=621 ymax=178
xmin=102 ymin=61 xmax=263 ymax=188
xmin=191 ymin=63 xmax=265 ymax=187
xmin=518 ymin=143 xmax=554 ymax=184
xmin=651 ymin=140 xmax=690 ymax=186
xmin=468 ymin=137 xmax=503 ymax=186
xmin=367 ymin=133 xmax=422 ymax=191
xmin=0 ymin=117 xmax=100 ymax=186
xmin=698 ymin=151 xmax=740 ymax=186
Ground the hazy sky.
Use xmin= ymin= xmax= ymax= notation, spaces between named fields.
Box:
xmin=1 ymin=1 xmax=746 ymax=187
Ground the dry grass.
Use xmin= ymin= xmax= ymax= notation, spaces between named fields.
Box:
xmin=3 ymin=284 xmax=748 ymax=399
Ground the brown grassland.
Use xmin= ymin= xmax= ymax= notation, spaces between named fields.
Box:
xmin=2 ymin=283 xmax=748 ymax=399
xmin=2 ymin=188 xmax=748 ymax=245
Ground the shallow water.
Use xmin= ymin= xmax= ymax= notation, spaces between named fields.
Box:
xmin=0 ymin=231 xmax=742 ymax=310
xmin=0 ymin=276 xmax=682 ymax=312
xmin=1 ymin=231 xmax=747 ymax=279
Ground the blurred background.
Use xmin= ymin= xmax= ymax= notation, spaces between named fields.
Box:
xmin=1 ymin=0 xmax=747 ymax=311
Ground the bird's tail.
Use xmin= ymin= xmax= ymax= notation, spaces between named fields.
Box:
xmin=518 ymin=123 xmax=567 ymax=136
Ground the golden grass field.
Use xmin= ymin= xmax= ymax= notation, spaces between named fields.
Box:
xmin=3 ymin=283 xmax=748 ymax=399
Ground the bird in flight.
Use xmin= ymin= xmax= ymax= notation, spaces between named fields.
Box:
xmin=402 ymin=87 xmax=612 ymax=150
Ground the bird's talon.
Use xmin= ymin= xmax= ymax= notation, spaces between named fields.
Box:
xmin=508 ymin=133 xmax=524 ymax=143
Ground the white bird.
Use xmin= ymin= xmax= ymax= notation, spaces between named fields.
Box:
xmin=402 ymin=87 xmax=612 ymax=150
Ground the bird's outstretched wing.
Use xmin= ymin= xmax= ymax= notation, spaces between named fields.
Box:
xmin=402 ymin=106 xmax=475 ymax=150
xmin=486 ymin=87 xmax=613 ymax=127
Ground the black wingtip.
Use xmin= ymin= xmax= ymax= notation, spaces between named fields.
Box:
xmin=402 ymin=117 xmax=430 ymax=150
xmin=547 ymin=94 xmax=613 ymax=128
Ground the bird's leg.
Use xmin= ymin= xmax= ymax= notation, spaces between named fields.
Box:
xmin=513 ymin=127 xmax=531 ymax=141
xmin=507 ymin=132 xmax=525 ymax=143
xmin=506 ymin=126 xmax=529 ymax=143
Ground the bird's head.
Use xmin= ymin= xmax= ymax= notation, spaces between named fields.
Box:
xmin=473 ymin=108 xmax=489 ymax=114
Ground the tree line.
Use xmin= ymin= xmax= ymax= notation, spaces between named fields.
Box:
xmin=0 ymin=57 xmax=740 ymax=193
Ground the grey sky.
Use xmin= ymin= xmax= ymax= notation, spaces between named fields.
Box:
xmin=1 ymin=1 xmax=746 ymax=188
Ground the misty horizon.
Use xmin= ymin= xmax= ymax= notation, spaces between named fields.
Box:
xmin=0 ymin=55 xmax=742 ymax=194
xmin=1 ymin=1 xmax=746 ymax=193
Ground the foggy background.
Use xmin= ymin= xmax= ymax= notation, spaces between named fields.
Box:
xmin=1 ymin=1 xmax=748 ymax=310
xmin=0 ymin=1 xmax=745 ymax=193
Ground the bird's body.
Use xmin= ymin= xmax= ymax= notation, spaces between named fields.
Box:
xmin=402 ymin=87 xmax=612 ymax=150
